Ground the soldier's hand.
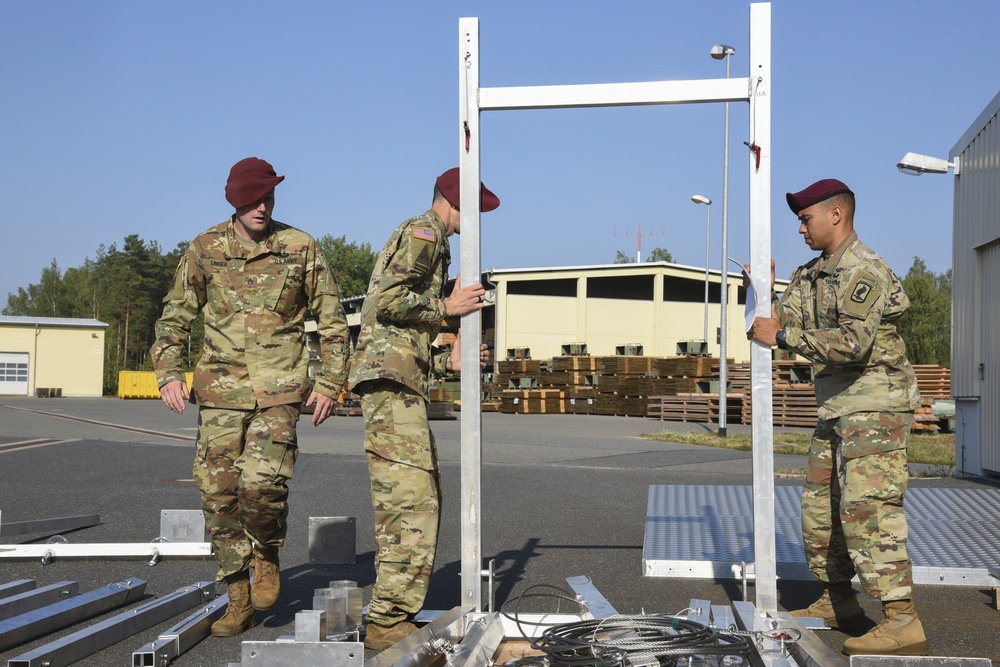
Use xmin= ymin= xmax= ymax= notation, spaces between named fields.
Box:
xmin=446 ymin=330 xmax=489 ymax=372
xmin=445 ymin=274 xmax=486 ymax=317
xmin=747 ymin=304 xmax=781 ymax=346
xmin=159 ymin=380 xmax=188 ymax=415
xmin=308 ymin=391 xmax=337 ymax=426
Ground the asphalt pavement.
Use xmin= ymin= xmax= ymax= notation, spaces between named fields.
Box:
xmin=0 ymin=397 xmax=997 ymax=666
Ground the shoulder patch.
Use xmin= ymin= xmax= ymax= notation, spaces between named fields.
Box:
xmin=413 ymin=227 xmax=436 ymax=243
xmin=841 ymin=269 xmax=881 ymax=319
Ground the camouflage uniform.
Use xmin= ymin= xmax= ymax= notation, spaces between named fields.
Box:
xmin=151 ymin=218 xmax=349 ymax=580
xmin=349 ymin=210 xmax=451 ymax=627
xmin=775 ymin=230 xmax=921 ymax=601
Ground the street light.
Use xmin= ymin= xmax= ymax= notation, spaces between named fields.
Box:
xmin=897 ymin=151 xmax=960 ymax=175
xmin=691 ymin=195 xmax=712 ymax=344
xmin=712 ymin=42 xmax=735 ymax=438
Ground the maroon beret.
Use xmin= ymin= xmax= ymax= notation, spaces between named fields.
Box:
xmin=785 ymin=178 xmax=854 ymax=214
xmin=225 ymin=157 xmax=285 ymax=209
xmin=435 ymin=167 xmax=500 ymax=212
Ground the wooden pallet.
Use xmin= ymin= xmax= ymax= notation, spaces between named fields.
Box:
xmin=551 ymin=355 xmax=600 ymax=371
xmin=647 ymin=393 xmax=743 ymax=422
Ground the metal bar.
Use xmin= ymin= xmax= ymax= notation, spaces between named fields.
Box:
xmin=565 ymin=575 xmax=618 ymax=619
xmin=0 ymin=581 xmax=79 ymax=622
xmin=0 ymin=542 xmax=212 ymax=560
xmin=0 ymin=577 xmax=146 ymax=652
xmin=131 ymin=593 xmax=228 ymax=667
xmin=458 ymin=15 xmax=484 ymax=614
xmin=0 ymin=514 xmax=101 ymax=537
xmin=747 ymin=1 xmax=777 ymax=613
xmin=8 ymin=582 xmax=213 ymax=667
xmin=479 ymin=77 xmax=750 ymax=110
xmin=364 ymin=607 xmax=467 ymax=667
xmin=0 ymin=580 xmax=36 ymax=601
xmin=240 ymin=641 xmax=364 ymax=666
xmin=442 ymin=612 xmax=504 ymax=667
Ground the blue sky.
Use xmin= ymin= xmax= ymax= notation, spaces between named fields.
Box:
xmin=1 ymin=1 xmax=995 ymax=303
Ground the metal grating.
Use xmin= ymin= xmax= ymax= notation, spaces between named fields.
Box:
xmin=644 ymin=485 xmax=1000 ymax=586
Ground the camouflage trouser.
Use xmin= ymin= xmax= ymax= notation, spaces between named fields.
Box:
xmin=193 ymin=404 xmax=300 ymax=582
xmin=358 ymin=380 xmax=441 ymax=626
xmin=801 ymin=411 xmax=914 ymax=601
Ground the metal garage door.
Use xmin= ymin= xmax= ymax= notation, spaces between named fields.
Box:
xmin=0 ymin=352 xmax=29 ymax=395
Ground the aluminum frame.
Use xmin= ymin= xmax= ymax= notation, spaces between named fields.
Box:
xmin=458 ymin=2 xmax=775 ymax=613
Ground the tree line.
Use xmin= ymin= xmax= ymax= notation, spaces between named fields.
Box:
xmin=4 ymin=239 xmax=951 ymax=395
xmin=3 ymin=234 xmax=377 ymax=395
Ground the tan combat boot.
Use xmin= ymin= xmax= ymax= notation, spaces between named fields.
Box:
xmin=211 ymin=571 xmax=256 ymax=637
xmin=843 ymin=599 xmax=929 ymax=656
xmin=250 ymin=546 xmax=280 ymax=611
xmin=364 ymin=620 xmax=419 ymax=651
xmin=790 ymin=582 xmax=865 ymax=629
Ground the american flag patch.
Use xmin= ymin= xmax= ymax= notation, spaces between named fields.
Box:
xmin=413 ymin=227 xmax=436 ymax=242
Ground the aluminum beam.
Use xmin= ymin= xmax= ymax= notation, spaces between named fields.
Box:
xmin=0 ymin=514 xmax=100 ymax=538
xmin=458 ymin=4 xmax=775 ymax=614
xmin=8 ymin=581 xmax=213 ymax=667
xmin=0 ymin=580 xmax=36 ymax=604
xmin=239 ymin=641 xmax=364 ymax=667
xmin=565 ymin=575 xmax=618 ymax=619
xmin=131 ymin=593 xmax=228 ymax=667
xmin=0 ymin=577 xmax=146 ymax=652
xmin=440 ymin=612 xmax=504 ymax=667
xmin=480 ymin=77 xmax=750 ymax=111
xmin=0 ymin=542 xmax=212 ymax=562
xmin=458 ymin=16 xmax=485 ymax=614
xmin=0 ymin=581 xmax=79 ymax=622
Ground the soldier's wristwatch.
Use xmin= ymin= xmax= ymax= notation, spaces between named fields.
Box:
xmin=775 ymin=328 xmax=788 ymax=350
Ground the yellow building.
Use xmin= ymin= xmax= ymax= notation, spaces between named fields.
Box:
xmin=0 ymin=316 xmax=108 ymax=397
xmin=488 ymin=262 xmax=786 ymax=362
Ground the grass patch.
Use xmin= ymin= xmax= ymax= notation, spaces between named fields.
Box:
xmin=638 ymin=430 xmax=955 ymax=467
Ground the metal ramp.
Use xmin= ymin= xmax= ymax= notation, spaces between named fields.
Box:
xmin=643 ymin=485 xmax=1000 ymax=587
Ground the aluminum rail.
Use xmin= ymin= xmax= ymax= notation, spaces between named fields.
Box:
xmin=0 ymin=577 xmax=147 ymax=652
xmin=131 ymin=592 xmax=228 ymax=667
xmin=0 ymin=514 xmax=100 ymax=537
xmin=0 ymin=581 xmax=79 ymax=622
xmin=0 ymin=541 xmax=211 ymax=562
xmin=8 ymin=582 xmax=213 ymax=667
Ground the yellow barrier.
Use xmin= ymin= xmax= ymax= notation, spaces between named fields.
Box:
xmin=117 ymin=371 xmax=193 ymax=399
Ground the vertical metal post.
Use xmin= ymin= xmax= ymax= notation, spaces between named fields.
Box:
xmin=458 ymin=16 xmax=483 ymax=613
xmin=719 ymin=53 xmax=731 ymax=438
xmin=703 ymin=205 xmax=711 ymax=343
xmin=748 ymin=2 xmax=776 ymax=612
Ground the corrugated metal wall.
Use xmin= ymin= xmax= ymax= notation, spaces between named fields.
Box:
xmin=952 ymin=90 xmax=1000 ymax=474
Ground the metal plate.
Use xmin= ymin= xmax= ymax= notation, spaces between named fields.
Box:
xmin=644 ymin=485 xmax=1000 ymax=586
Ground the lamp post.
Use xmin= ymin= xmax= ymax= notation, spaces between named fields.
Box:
xmin=691 ymin=195 xmax=712 ymax=345
xmin=712 ymin=43 xmax=735 ymax=438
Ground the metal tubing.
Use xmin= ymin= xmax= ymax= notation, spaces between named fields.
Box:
xmin=0 ymin=580 xmax=36 ymax=602
xmin=747 ymin=1 xmax=777 ymax=613
xmin=131 ymin=593 xmax=228 ymax=667
xmin=0 ymin=542 xmax=212 ymax=560
xmin=8 ymin=581 xmax=212 ymax=667
xmin=0 ymin=581 xmax=79 ymax=622
xmin=458 ymin=15 xmax=484 ymax=614
xmin=441 ymin=613 xmax=504 ymax=667
xmin=0 ymin=577 xmax=147 ymax=652
xmin=364 ymin=607 xmax=467 ymax=667
xmin=480 ymin=77 xmax=750 ymax=111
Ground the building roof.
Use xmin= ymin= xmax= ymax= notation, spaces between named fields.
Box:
xmin=0 ymin=316 xmax=108 ymax=328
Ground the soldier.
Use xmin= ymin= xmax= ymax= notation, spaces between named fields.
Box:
xmin=349 ymin=167 xmax=497 ymax=651
xmin=151 ymin=157 xmax=350 ymax=637
xmin=747 ymin=178 xmax=926 ymax=656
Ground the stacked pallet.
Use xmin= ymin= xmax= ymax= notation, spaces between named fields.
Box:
xmin=646 ymin=393 xmax=743 ymax=423
xmin=913 ymin=365 xmax=951 ymax=399
xmin=494 ymin=359 xmax=544 ymax=390
xmin=498 ymin=388 xmax=567 ymax=414
xmin=593 ymin=355 xmax=657 ymax=416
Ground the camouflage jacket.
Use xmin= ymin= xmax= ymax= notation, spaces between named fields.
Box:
xmin=775 ymin=231 xmax=921 ymax=418
xmin=151 ymin=218 xmax=349 ymax=409
xmin=349 ymin=210 xmax=450 ymax=398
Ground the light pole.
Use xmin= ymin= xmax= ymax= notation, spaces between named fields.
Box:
xmin=712 ymin=43 xmax=735 ymax=438
xmin=691 ymin=195 xmax=712 ymax=345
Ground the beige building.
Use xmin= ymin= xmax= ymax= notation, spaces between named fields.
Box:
xmin=488 ymin=262 xmax=785 ymax=361
xmin=0 ymin=316 xmax=108 ymax=397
